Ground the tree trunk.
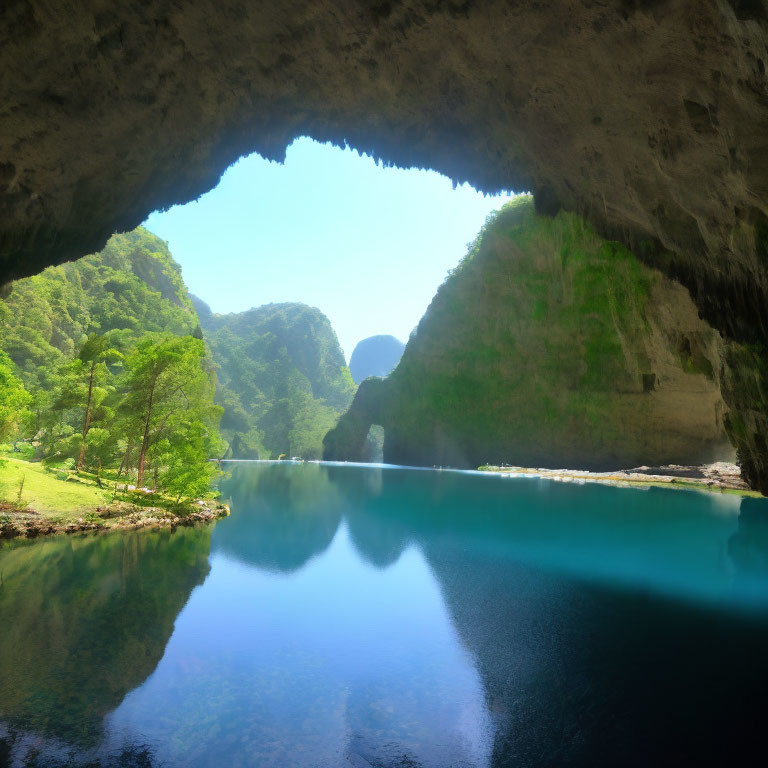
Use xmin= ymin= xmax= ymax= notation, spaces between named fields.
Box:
xmin=76 ymin=360 xmax=96 ymax=471
xmin=112 ymin=451 xmax=128 ymax=502
xmin=136 ymin=379 xmax=156 ymax=487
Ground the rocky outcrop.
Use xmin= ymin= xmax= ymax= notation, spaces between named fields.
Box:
xmin=325 ymin=199 xmax=736 ymax=471
xmin=349 ymin=335 xmax=405 ymax=384
xmin=4 ymin=1 xmax=768 ymax=485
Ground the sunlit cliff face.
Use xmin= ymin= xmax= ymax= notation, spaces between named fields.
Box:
xmin=3 ymin=0 xmax=768 ymax=486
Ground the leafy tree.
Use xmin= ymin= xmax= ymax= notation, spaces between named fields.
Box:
xmin=0 ymin=226 xmax=387 ymax=504
xmin=156 ymin=421 xmax=220 ymax=502
xmin=0 ymin=351 xmax=31 ymax=440
xmin=119 ymin=335 xmax=221 ymax=489
xmin=1 ymin=228 xmax=224 ymax=503
xmin=74 ymin=335 xmax=122 ymax=469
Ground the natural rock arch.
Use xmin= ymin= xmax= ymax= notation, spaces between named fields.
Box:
xmin=3 ymin=0 xmax=768 ymax=486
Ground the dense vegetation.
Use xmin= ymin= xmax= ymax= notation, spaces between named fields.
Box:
xmin=348 ymin=334 xmax=405 ymax=384
xmin=326 ymin=197 xmax=731 ymax=469
xmin=0 ymin=228 xmax=221 ymax=501
xmin=194 ymin=297 xmax=355 ymax=459
xmin=0 ymin=225 xmax=356 ymax=514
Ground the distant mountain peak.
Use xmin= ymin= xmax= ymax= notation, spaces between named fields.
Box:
xmin=190 ymin=294 xmax=213 ymax=322
xmin=349 ymin=335 xmax=405 ymax=383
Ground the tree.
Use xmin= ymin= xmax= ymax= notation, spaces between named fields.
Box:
xmin=0 ymin=227 xmax=225 ymax=506
xmin=155 ymin=421 xmax=220 ymax=502
xmin=119 ymin=335 xmax=221 ymax=488
xmin=0 ymin=351 xmax=31 ymax=441
xmin=74 ymin=334 xmax=122 ymax=470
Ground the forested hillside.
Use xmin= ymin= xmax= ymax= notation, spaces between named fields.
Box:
xmin=0 ymin=227 xmax=221 ymax=499
xmin=0 ymin=227 xmax=200 ymax=391
xmin=194 ymin=297 xmax=355 ymax=459
xmin=0 ymin=223 xmax=354 ymax=494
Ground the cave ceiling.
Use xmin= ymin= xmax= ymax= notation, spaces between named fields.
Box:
xmin=2 ymin=0 xmax=768 ymax=345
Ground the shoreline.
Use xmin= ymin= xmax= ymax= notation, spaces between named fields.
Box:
xmin=220 ymin=458 xmax=763 ymax=497
xmin=0 ymin=500 xmax=230 ymax=540
xmin=2 ymin=459 xmax=762 ymax=542
xmin=477 ymin=461 xmax=762 ymax=497
xmin=0 ymin=455 xmax=230 ymax=540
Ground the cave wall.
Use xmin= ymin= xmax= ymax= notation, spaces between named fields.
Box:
xmin=3 ymin=0 xmax=768 ymax=484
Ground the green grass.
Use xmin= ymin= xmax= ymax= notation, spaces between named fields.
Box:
xmin=0 ymin=457 xmax=113 ymax=520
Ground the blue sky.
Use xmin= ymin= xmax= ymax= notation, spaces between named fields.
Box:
xmin=144 ymin=137 xmax=513 ymax=360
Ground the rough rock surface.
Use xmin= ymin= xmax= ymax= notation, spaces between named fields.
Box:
xmin=3 ymin=1 xmax=768 ymax=485
xmin=324 ymin=200 xmax=735 ymax=471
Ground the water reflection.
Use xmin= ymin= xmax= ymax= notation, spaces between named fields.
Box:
xmin=215 ymin=463 xmax=343 ymax=573
xmin=0 ymin=527 xmax=211 ymax=765
xmin=428 ymin=537 xmax=768 ymax=766
xmin=2 ymin=463 xmax=768 ymax=767
xmin=728 ymin=496 xmax=768 ymax=576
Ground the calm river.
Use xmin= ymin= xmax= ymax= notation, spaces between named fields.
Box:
xmin=2 ymin=463 xmax=768 ymax=767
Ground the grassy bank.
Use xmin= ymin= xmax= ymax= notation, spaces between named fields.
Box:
xmin=0 ymin=455 xmax=228 ymax=538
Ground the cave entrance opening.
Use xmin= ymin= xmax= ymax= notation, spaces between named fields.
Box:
xmin=362 ymin=424 xmax=385 ymax=464
xmin=132 ymin=138 xmax=511 ymax=465
xmin=143 ymin=137 xmax=515 ymax=364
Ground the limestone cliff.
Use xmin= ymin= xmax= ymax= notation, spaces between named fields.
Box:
xmin=325 ymin=199 xmax=734 ymax=470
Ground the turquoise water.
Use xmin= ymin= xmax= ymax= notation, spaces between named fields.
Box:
xmin=2 ymin=463 xmax=768 ymax=767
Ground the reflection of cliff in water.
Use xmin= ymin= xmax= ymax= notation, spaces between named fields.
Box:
xmin=0 ymin=527 xmax=212 ymax=750
xmin=5 ymin=466 xmax=767 ymax=768
xmin=215 ymin=463 xmax=411 ymax=573
xmin=284 ymin=467 xmax=768 ymax=767
xmin=326 ymin=465 xmax=411 ymax=569
xmin=418 ymin=496 xmax=768 ymax=767
xmin=728 ymin=497 xmax=768 ymax=576
xmin=214 ymin=463 xmax=343 ymax=573
xmin=430 ymin=545 xmax=768 ymax=766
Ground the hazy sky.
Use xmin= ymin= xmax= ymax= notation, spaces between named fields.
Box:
xmin=144 ymin=137 xmax=513 ymax=359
